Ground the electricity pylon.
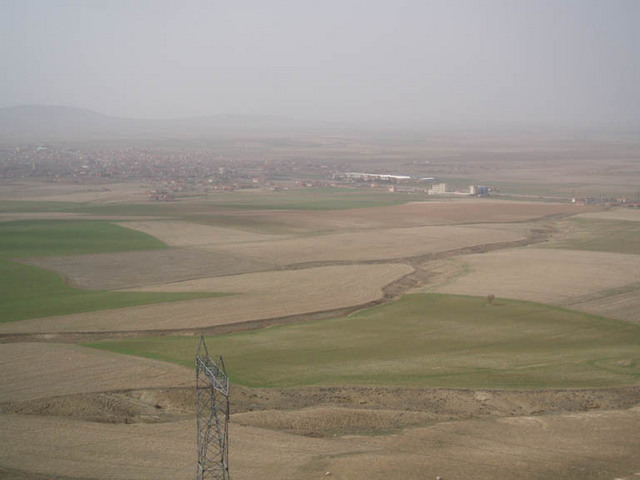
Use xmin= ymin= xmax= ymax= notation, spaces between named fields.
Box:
xmin=195 ymin=336 xmax=230 ymax=480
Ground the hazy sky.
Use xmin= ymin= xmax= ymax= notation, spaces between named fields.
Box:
xmin=1 ymin=0 xmax=639 ymax=128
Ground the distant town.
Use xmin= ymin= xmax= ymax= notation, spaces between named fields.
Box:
xmin=0 ymin=144 xmax=470 ymax=196
xmin=1 ymin=144 xmax=637 ymax=207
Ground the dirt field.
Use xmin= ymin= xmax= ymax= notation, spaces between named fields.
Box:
xmin=213 ymin=200 xmax=600 ymax=232
xmin=0 ymin=180 xmax=149 ymax=203
xmin=0 ymin=343 xmax=191 ymax=403
xmin=0 ymin=212 xmax=161 ymax=222
xmin=425 ymin=248 xmax=640 ymax=315
xmin=116 ymin=263 xmax=410 ymax=295
xmin=567 ymin=286 xmax=640 ymax=325
xmin=316 ymin=406 xmax=640 ymax=480
xmin=230 ymin=385 xmax=640 ymax=436
xmin=1 ymin=362 xmax=639 ymax=480
xmin=19 ymin=220 xmax=532 ymax=295
xmin=575 ymin=208 xmax=640 ymax=222
xmin=2 ymin=405 xmax=638 ymax=480
xmin=120 ymin=220 xmax=289 ymax=246
xmin=22 ymin=248 xmax=275 ymax=290
xmin=0 ymin=264 xmax=413 ymax=333
xmin=205 ymin=224 xmax=527 ymax=265
xmin=117 ymin=216 xmax=531 ymax=265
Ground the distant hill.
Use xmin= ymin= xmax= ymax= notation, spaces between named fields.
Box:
xmin=0 ymin=105 xmax=147 ymax=141
xmin=0 ymin=105 xmax=308 ymax=142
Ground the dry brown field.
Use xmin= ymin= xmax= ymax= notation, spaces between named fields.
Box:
xmin=0 ymin=343 xmax=191 ymax=403
xmin=118 ymin=263 xmax=412 ymax=295
xmin=120 ymin=220 xmax=289 ymax=246
xmin=2 ymin=406 xmax=639 ymax=480
xmin=574 ymin=208 xmax=640 ymax=222
xmin=0 ymin=180 xmax=149 ymax=203
xmin=424 ymin=248 xmax=640 ymax=321
xmin=218 ymin=200 xmax=600 ymax=231
xmin=568 ymin=287 xmax=640 ymax=325
xmin=205 ymin=224 xmax=527 ymax=265
xmin=23 ymin=248 xmax=275 ymax=290
xmin=0 ymin=212 xmax=160 ymax=222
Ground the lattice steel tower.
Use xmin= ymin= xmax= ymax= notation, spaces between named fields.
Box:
xmin=196 ymin=336 xmax=230 ymax=480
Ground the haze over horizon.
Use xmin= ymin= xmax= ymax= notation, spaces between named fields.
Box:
xmin=2 ymin=0 xmax=639 ymax=130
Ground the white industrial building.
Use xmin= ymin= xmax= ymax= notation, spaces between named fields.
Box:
xmin=428 ymin=183 xmax=449 ymax=195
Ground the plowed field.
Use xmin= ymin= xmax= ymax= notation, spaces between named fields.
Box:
xmin=0 ymin=343 xmax=190 ymax=403
xmin=429 ymin=248 xmax=640 ymax=307
xmin=23 ymin=248 xmax=274 ymax=290
xmin=119 ymin=220 xmax=285 ymax=246
xmin=568 ymin=286 xmax=640 ymax=325
xmin=208 ymin=224 xmax=526 ymax=265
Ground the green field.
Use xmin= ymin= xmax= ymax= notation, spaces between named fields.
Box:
xmin=0 ymin=220 xmax=167 ymax=258
xmin=86 ymin=294 xmax=640 ymax=389
xmin=0 ymin=189 xmax=415 ymax=216
xmin=0 ymin=220 xmax=223 ymax=322
xmin=0 ymin=200 xmax=184 ymax=217
xmin=0 ymin=200 xmax=81 ymax=213
xmin=546 ymin=218 xmax=640 ymax=254
xmin=193 ymin=189 xmax=417 ymax=210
